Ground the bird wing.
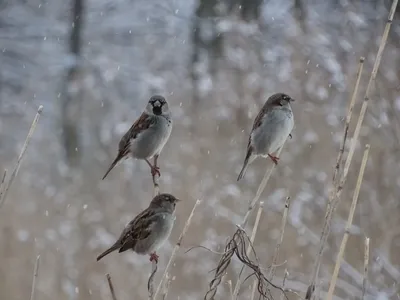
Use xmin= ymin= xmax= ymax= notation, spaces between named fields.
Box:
xmin=118 ymin=208 xmax=157 ymax=253
xmin=117 ymin=113 xmax=155 ymax=156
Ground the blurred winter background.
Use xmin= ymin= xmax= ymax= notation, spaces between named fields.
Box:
xmin=1 ymin=0 xmax=400 ymax=299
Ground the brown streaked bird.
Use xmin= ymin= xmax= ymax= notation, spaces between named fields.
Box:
xmin=102 ymin=95 xmax=173 ymax=180
xmin=237 ymin=93 xmax=295 ymax=181
xmin=96 ymin=193 xmax=180 ymax=263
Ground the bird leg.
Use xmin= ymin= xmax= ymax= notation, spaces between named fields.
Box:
xmin=149 ymin=252 xmax=159 ymax=264
xmin=145 ymin=159 xmax=160 ymax=177
xmin=268 ymin=153 xmax=279 ymax=165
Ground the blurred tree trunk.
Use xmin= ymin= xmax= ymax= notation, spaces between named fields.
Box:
xmin=61 ymin=0 xmax=84 ymax=167
xmin=239 ymin=0 xmax=263 ymax=22
xmin=190 ymin=0 xmax=224 ymax=104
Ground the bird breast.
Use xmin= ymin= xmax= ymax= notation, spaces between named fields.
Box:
xmin=130 ymin=115 xmax=173 ymax=159
xmin=251 ymin=107 xmax=294 ymax=155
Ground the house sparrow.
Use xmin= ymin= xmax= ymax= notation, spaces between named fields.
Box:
xmin=102 ymin=95 xmax=173 ymax=180
xmin=237 ymin=93 xmax=295 ymax=181
xmin=96 ymin=193 xmax=180 ymax=263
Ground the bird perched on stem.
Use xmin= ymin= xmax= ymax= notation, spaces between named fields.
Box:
xmin=96 ymin=193 xmax=180 ymax=263
xmin=102 ymin=95 xmax=173 ymax=180
xmin=237 ymin=93 xmax=295 ymax=181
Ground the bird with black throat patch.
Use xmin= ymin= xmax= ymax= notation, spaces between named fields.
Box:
xmin=102 ymin=95 xmax=173 ymax=180
xmin=237 ymin=93 xmax=295 ymax=181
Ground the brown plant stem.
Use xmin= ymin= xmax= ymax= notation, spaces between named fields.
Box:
xmin=30 ymin=255 xmax=40 ymax=300
xmin=0 ymin=105 xmax=43 ymax=210
xmin=362 ymin=237 xmax=370 ymax=300
xmin=106 ymin=274 xmax=118 ymax=300
xmin=232 ymin=201 xmax=264 ymax=298
xmin=153 ymin=199 xmax=201 ymax=299
xmin=325 ymin=144 xmax=370 ymax=299
xmin=269 ymin=196 xmax=291 ymax=280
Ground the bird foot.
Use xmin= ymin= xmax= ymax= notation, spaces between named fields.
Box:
xmin=149 ymin=252 xmax=159 ymax=264
xmin=150 ymin=166 xmax=161 ymax=177
xmin=268 ymin=154 xmax=279 ymax=165
xmin=289 ymin=133 xmax=293 ymax=139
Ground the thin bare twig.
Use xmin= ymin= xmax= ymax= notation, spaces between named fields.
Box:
xmin=148 ymin=261 xmax=158 ymax=299
xmin=362 ymin=237 xmax=370 ymax=300
xmin=326 ymin=144 xmax=370 ymax=299
xmin=242 ymin=145 xmax=286 ymax=228
xmin=161 ymin=273 xmax=172 ymax=300
xmin=106 ymin=274 xmax=118 ymax=300
xmin=269 ymin=197 xmax=291 ymax=280
xmin=233 ymin=201 xmax=265 ymax=298
xmin=30 ymin=255 xmax=40 ymax=300
xmin=153 ymin=199 xmax=201 ymax=299
xmin=0 ymin=105 xmax=43 ymax=210
xmin=0 ymin=169 xmax=7 ymax=201
xmin=148 ymin=172 xmax=161 ymax=299
xmin=280 ymin=269 xmax=289 ymax=300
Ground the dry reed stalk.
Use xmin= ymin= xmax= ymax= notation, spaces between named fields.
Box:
xmin=153 ymin=199 xmax=201 ymax=299
xmin=362 ymin=237 xmax=370 ymax=300
xmin=307 ymin=2 xmax=398 ymax=294
xmin=106 ymin=274 xmax=118 ymax=300
xmin=0 ymin=169 xmax=7 ymax=201
xmin=0 ymin=105 xmax=43 ymax=210
xmin=280 ymin=269 xmax=289 ymax=300
xmin=161 ymin=273 xmax=172 ymax=300
xmin=232 ymin=201 xmax=265 ymax=298
xmin=306 ymin=57 xmax=365 ymax=297
xmin=148 ymin=172 xmax=161 ymax=299
xmin=29 ymin=255 xmax=40 ymax=300
xmin=241 ymin=145 xmax=286 ymax=228
xmin=268 ymin=196 xmax=291 ymax=280
xmin=205 ymin=142 xmax=287 ymax=299
xmin=325 ymin=144 xmax=370 ymax=299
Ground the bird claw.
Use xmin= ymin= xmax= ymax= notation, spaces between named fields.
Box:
xmin=151 ymin=166 xmax=161 ymax=177
xmin=289 ymin=133 xmax=292 ymax=139
xmin=149 ymin=252 xmax=159 ymax=264
xmin=268 ymin=154 xmax=279 ymax=165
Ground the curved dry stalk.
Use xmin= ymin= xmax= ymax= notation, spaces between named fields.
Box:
xmin=325 ymin=144 xmax=370 ymax=299
xmin=241 ymin=145 xmax=286 ymax=228
xmin=153 ymin=199 xmax=201 ymax=299
xmin=0 ymin=105 xmax=43 ymax=210
xmin=232 ymin=201 xmax=265 ymax=298
xmin=148 ymin=261 xmax=158 ymax=299
xmin=148 ymin=172 xmax=161 ymax=299
xmin=280 ymin=269 xmax=289 ymax=300
xmin=205 ymin=142 xmax=287 ymax=299
xmin=269 ymin=197 xmax=291 ymax=280
xmin=30 ymin=255 xmax=40 ymax=300
xmin=362 ymin=237 xmax=370 ymax=300
xmin=106 ymin=274 xmax=118 ymax=300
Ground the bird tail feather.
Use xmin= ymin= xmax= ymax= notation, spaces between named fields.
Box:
xmin=237 ymin=150 xmax=253 ymax=181
xmin=102 ymin=154 xmax=123 ymax=180
xmin=97 ymin=244 xmax=120 ymax=261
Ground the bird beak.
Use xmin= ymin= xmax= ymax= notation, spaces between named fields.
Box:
xmin=175 ymin=198 xmax=182 ymax=202
xmin=290 ymin=98 xmax=295 ymax=102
